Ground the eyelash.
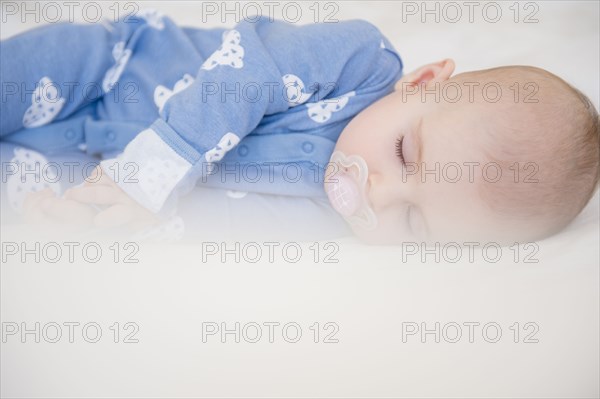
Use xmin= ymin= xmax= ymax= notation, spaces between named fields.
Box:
xmin=395 ymin=136 xmax=405 ymax=164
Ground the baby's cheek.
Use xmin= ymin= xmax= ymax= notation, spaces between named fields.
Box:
xmin=336 ymin=111 xmax=376 ymax=153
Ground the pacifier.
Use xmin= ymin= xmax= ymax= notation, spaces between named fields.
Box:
xmin=324 ymin=151 xmax=378 ymax=231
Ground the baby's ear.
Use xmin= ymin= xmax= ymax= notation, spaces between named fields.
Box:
xmin=394 ymin=59 xmax=455 ymax=91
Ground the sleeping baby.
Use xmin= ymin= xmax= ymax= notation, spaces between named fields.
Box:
xmin=2 ymin=11 xmax=598 ymax=244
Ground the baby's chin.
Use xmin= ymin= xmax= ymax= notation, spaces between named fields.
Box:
xmin=346 ymin=223 xmax=408 ymax=245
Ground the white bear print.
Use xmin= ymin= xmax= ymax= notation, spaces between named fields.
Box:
xmin=6 ymin=148 xmax=61 ymax=212
xmin=102 ymin=41 xmax=132 ymax=93
xmin=306 ymin=91 xmax=356 ymax=123
xmin=154 ymin=73 xmax=195 ymax=113
xmin=22 ymin=77 xmax=66 ymax=128
xmin=226 ymin=190 xmax=248 ymax=199
xmin=136 ymin=8 xmax=165 ymax=30
xmin=282 ymin=74 xmax=313 ymax=107
xmin=201 ymin=30 xmax=244 ymax=71
xmin=204 ymin=132 xmax=241 ymax=163
xmin=380 ymin=39 xmax=385 ymax=49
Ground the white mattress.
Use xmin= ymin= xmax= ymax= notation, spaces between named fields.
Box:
xmin=1 ymin=1 xmax=599 ymax=398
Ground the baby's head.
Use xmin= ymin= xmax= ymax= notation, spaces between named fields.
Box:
xmin=326 ymin=60 xmax=600 ymax=245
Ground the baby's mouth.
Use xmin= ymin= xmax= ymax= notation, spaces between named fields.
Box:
xmin=324 ymin=151 xmax=378 ymax=231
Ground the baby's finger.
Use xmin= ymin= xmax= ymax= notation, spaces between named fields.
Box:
xmin=84 ymin=166 xmax=117 ymax=187
xmin=94 ymin=204 xmax=136 ymax=228
xmin=40 ymin=197 xmax=96 ymax=225
xmin=22 ymin=188 xmax=54 ymax=211
xmin=65 ymin=185 xmax=128 ymax=205
xmin=22 ymin=188 xmax=55 ymax=224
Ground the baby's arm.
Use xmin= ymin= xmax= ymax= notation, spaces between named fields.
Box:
xmin=101 ymin=17 xmax=400 ymax=215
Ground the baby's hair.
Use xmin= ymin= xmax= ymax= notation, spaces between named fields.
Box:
xmin=454 ymin=66 xmax=599 ymax=241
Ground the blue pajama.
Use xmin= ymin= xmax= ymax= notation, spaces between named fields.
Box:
xmin=1 ymin=10 xmax=403 ymax=214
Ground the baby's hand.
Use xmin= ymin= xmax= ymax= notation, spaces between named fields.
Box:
xmin=64 ymin=166 xmax=159 ymax=230
xmin=22 ymin=188 xmax=97 ymax=227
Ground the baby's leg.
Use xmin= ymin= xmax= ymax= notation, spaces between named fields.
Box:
xmin=0 ymin=21 xmax=127 ymax=136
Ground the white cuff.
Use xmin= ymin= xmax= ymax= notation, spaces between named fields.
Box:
xmin=100 ymin=128 xmax=192 ymax=213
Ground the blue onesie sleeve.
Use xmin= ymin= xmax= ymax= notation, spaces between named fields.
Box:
xmin=100 ymin=16 xmax=401 ymax=213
